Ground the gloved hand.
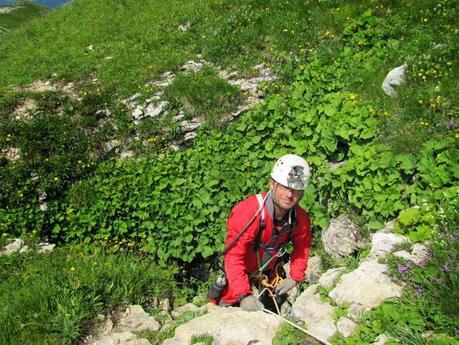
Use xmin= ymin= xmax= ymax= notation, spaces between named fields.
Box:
xmin=275 ymin=277 xmax=297 ymax=296
xmin=239 ymin=295 xmax=263 ymax=312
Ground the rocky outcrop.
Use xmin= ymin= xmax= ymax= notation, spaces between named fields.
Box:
xmin=291 ymin=284 xmax=337 ymax=343
xmin=322 ymin=214 xmax=364 ymax=259
xmin=163 ymin=306 xmax=282 ymax=345
xmin=329 ymin=260 xmax=403 ymax=309
xmin=0 ymin=238 xmax=55 ymax=255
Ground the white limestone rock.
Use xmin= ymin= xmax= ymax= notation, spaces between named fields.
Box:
xmin=368 ymin=231 xmax=409 ymax=259
xmin=347 ymin=303 xmax=367 ymax=322
xmin=115 ymin=305 xmax=160 ymax=333
xmin=373 ymin=333 xmax=390 ymax=345
xmin=162 ymin=307 xmax=282 ymax=345
xmin=318 ymin=267 xmax=347 ymax=289
xmin=305 ymin=255 xmax=322 ymax=284
xmin=2 ymin=239 xmax=24 ymax=255
xmin=322 ymin=214 xmax=362 ymax=259
xmin=382 ymin=65 xmax=406 ymax=97
xmin=329 ymin=261 xmax=403 ymax=309
xmin=171 ymin=303 xmax=200 ymax=319
xmin=337 ymin=317 xmax=357 ymax=337
xmin=291 ymin=284 xmax=337 ymax=343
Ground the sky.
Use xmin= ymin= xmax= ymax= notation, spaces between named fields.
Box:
xmin=0 ymin=0 xmax=70 ymax=8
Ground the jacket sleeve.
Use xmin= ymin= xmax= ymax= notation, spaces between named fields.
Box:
xmin=223 ymin=199 xmax=259 ymax=300
xmin=289 ymin=211 xmax=312 ymax=282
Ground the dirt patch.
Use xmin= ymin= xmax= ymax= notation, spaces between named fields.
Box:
xmin=12 ymin=98 xmax=36 ymax=120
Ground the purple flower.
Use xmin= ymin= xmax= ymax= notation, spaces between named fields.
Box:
xmin=443 ymin=119 xmax=457 ymax=129
xmin=443 ymin=262 xmax=450 ymax=271
xmin=417 ymin=259 xmax=426 ymax=268
xmin=398 ymin=264 xmax=408 ymax=274
xmin=406 ymin=260 xmax=415 ymax=268
xmin=417 ymin=287 xmax=424 ymax=294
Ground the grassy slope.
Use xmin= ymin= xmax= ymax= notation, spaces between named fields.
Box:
xmin=0 ymin=2 xmax=49 ymax=32
xmin=0 ymin=0 xmax=326 ymax=96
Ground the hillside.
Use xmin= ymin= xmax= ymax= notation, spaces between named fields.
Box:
xmin=0 ymin=2 xmax=49 ymax=34
xmin=0 ymin=0 xmax=458 ymax=344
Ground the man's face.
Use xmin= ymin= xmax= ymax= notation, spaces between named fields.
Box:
xmin=269 ymin=179 xmax=303 ymax=211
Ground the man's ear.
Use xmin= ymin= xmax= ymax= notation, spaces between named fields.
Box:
xmin=268 ymin=178 xmax=276 ymax=191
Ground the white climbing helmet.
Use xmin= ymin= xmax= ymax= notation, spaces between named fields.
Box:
xmin=271 ymin=154 xmax=310 ymax=190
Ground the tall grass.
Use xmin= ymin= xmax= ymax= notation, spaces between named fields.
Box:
xmin=0 ymin=247 xmax=176 ymax=345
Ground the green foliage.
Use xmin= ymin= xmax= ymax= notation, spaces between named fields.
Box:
xmin=163 ymin=65 xmax=241 ymax=125
xmin=333 ymin=303 xmax=351 ymax=322
xmin=272 ymin=322 xmax=314 ymax=345
xmin=0 ymin=247 xmax=176 ymax=345
xmin=190 ymin=334 xmax=214 ymax=345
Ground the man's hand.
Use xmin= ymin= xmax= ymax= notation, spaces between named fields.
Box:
xmin=275 ymin=277 xmax=297 ymax=296
xmin=239 ymin=295 xmax=263 ymax=311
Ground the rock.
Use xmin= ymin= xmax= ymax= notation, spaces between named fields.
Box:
xmin=291 ymin=284 xmax=337 ymax=343
xmin=132 ymin=106 xmax=144 ymax=119
xmin=12 ymin=99 xmax=36 ymax=120
xmin=160 ymin=298 xmax=171 ymax=314
xmin=322 ymin=215 xmax=362 ymax=259
xmin=329 ymin=261 xmax=403 ymax=309
xmin=373 ymin=333 xmax=390 ymax=345
xmin=178 ymin=22 xmax=190 ymax=31
xmin=38 ymin=243 xmax=56 ymax=253
xmin=180 ymin=120 xmax=201 ymax=132
xmin=347 ymin=303 xmax=367 ymax=322
xmin=19 ymin=245 xmax=29 ymax=254
xmin=120 ymin=150 xmax=135 ymax=160
xmin=305 ymin=255 xmax=322 ymax=283
xmin=144 ymin=101 xmax=167 ymax=118
xmin=318 ymin=267 xmax=347 ymax=289
xmin=382 ymin=65 xmax=406 ymax=97
xmin=337 ymin=317 xmax=357 ymax=337
xmin=181 ymin=60 xmax=203 ymax=73
xmin=123 ymin=93 xmax=142 ymax=105
xmin=2 ymin=239 xmax=24 ymax=255
xmin=115 ymin=305 xmax=160 ymax=333
xmin=411 ymin=243 xmax=429 ymax=262
xmin=90 ymin=331 xmax=151 ymax=345
xmin=368 ymin=231 xmax=409 ymax=259
xmin=162 ymin=307 xmax=282 ymax=345
xmin=103 ymin=140 xmax=120 ymax=153
xmin=171 ymin=303 xmax=200 ymax=319
xmin=1 ymin=147 xmax=21 ymax=162
xmin=184 ymin=132 xmax=197 ymax=142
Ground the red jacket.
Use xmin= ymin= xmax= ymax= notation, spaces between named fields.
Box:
xmin=219 ymin=192 xmax=312 ymax=305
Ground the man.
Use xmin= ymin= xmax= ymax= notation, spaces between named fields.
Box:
xmin=217 ymin=154 xmax=312 ymax=311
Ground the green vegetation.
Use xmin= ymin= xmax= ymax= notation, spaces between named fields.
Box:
xmin=272 ymin=322 xmax=315 ymax=345
xmin=164 ymin=65 xmax=241 ymax=125
xmin=0 ymin=247 xmax=176 ymax=345
xmin=0 ymin=0 xmax=458 ymax=344
xmin=0 ymin=2 xmax=49 ymax=33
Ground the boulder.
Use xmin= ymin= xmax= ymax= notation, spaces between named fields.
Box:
xmin=90 ymin=331 xmax=151 ymax=345
xmin=162 ymin=306 xmax=282 ymax=345
xmin=304 ymin=255 xmax=322 ymax=283
xmin=329 ymin=261 xmax=403 ymax=309
xmin=337 ymin=317 xmax=357 ymax=337
xmin=291 ymin=285 xmax=337 ymax=343
xmin=115 ymin=305 xmax=161 ymax=333
xmin=318 ymin=267 xmax=347 ymax=289
xmin=1 ymin=239 xmax=24 ymax=255
xmin=368 ymin=232 xmax=409 ymax=259
xmin=382 ymin=65 xmax=406 ymax=97
xmin=322 ymin=215 xmax=362 ymax=259
xmin=171 ymin=303 xmax=200 ymax=319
